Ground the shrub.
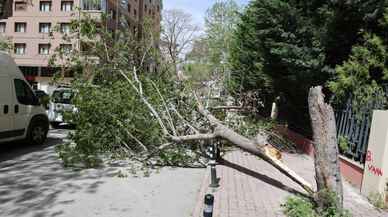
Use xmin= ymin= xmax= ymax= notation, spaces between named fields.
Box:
xmin=283 ymin=197 xmax=316 ymax=217
xmin=338 ymin=136 xmax=349 ymax=154
xmin=368 ymin=192 xmax=387 ymax=210
xmin=283 ymin=191 xmax=352 ymax=217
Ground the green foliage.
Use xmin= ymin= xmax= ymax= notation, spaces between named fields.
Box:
xmin=52 ymin=12 xmax=203 ymax=168
xmin=228 ymin=0 xmax=388 ymax=136
xmin=204 ymin=0 xmax=240 ymax=69
xmin=338 ymin=136 xmax=349 ymax=153
xmin=0 ymin=36 xmax=12 ymax=53
xmin=229 ymin=0 xmax=326 ymax=117
xmin=328 ymin=33 xmax=388 ymax=117
xmin=234 ymin=117 xmax=275 ymax=138
xmin=316 ymin=190 xmax=351 ymax=217
xmin=283 ymin=191 xmax=352 ymax=217
xmin=283 ymin=197 xmax=316 ymax=217
xmin=182 ymin=62 xmax=213 ymax=83
xmin=368 ymin=192 xmax=387 ymax=209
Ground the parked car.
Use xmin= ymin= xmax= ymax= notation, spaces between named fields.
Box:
xmin=0 ymin=51 xmax=49 ymax=145
xmin=48 ymin=87 xmax=76 ymax=128
xmin=34 ymin=90 xmax=50 ymax=109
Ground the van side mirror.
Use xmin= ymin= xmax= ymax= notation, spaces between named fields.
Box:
xmin=32 ymin=95 xmax=41 ymax=106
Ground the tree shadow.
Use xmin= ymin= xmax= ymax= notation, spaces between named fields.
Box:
xmin=0 ymin=130 xmax=109 ymax=217
xmin=219 ymin=158 xmax=311 ymax=199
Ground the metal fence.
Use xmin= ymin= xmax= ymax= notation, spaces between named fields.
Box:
xmin=335 ymin=102 xmax=371 ymax=164
xmin=334 ymin=84 xmax=388 ymax=164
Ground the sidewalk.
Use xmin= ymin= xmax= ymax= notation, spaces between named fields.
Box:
xmin=192 ymin=150 xmax=388 ymax=217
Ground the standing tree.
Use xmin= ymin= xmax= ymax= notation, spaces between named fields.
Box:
xmin=204 ymin=0 xmax=240 ymax=72
xmin=228 ymin=0 xmax=326 ymax=126
xmin=328 ymin=33 xmax=388 ymax=116
xmin=161 ymin=9 xmax=199 ymax=74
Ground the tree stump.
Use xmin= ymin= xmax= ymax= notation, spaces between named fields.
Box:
xmin=308 ymin=86 xmax=343 ymax=209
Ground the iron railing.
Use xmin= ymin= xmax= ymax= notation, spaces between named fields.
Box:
xmin=334 ymin=84 xmax=388 ymax=164
xmin=335 ymin=104 xmax=371 ymax=164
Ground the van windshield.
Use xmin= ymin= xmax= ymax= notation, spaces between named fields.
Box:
xmin=52 ymin=89 xmax=74 ymax=104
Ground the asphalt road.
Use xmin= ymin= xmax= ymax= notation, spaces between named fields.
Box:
xmin=0 ymin=128 xmax=205 ymax=217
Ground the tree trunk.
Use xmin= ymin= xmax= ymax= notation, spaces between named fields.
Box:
xmin=213 ymin=124 xmax=315 ymax=195
xmin=196 ymin=101 xmax=315 ymax=195
xmin=308 ymin=86 xmax=343 ymax=209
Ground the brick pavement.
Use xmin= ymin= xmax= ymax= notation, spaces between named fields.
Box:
xmin=192 ymin=150 xmax=388 ymax=217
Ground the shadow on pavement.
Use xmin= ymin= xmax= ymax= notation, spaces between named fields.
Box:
xmin=220 ymin=158 xmax=311 ymax=199
xmin=0 ymin=138 xmax=63 ymax=163
xmin=0 ymin=127 xmax=114 ymax=217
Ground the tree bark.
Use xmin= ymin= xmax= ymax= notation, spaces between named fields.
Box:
xmin=308 ymin=86 xmax=343 ymax=208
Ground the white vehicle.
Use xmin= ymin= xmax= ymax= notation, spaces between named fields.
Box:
xmin=0 ymin=52 xmax=49 ymax=145
xmin=48 ymin=87 xmax=76 ymax=128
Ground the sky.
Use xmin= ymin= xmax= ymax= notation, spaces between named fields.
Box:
xmin=163 ymin=0 xmax=250 ymax=29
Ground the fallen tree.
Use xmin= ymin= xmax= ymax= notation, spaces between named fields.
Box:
xmin=120 ymin=67 xmax=317 ymax=193
xmin=122 ymin=67 xmax=346 ymax=209
xmin=53 ymin=13 xmax=343 ymax=207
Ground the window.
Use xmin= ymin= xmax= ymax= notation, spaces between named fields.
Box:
xmin=60 ymin=44 xmax=72 ymax=54
xmin=60 ymin=23 xmax=70 ymax=34
xmin=0 ymin=22 xmax=5 ymax=33
xmin=39 ymin=44 xmax=50 ymax=55
xmin=134 ymin=9 xmax=137 ymax=16
xmin=15 ymin=2 xmax=27 ymax=11
xmin=41 ymin=67 xmax=59 ymax=77
xmin=14 ymin=43 xmax=26 ymax=55
xmin=61 ymin=1 xmax=73 ymax=11
xmin=39 ymin=23 xmax=51 ymax=33
xmin=40 ymin=1 xmax=51 ymax=12
xmin=82 ymin=0 xmax=102 ymax=10
xmin=52 ymin=89 xmax=74 ymax=104
xmin=15 ymin=22 xmax=26 ymax=33
xmin=127 ymin=4 xmax=131 ymax=13
xmin=14 ymin=79 xmax=39 ymax=105
xmin=19 ymin=66 xmax=39 ymax=77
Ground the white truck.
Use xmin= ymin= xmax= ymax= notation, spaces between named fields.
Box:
xmin=0 ymin=52 xmax=49 ymax=145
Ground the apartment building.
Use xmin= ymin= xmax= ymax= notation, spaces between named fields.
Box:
xmin=0 ymin=0 xmax=162 ymax=93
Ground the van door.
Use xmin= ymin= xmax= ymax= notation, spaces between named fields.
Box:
xmin=0 ymin=75 xmax=14 ymax=139
xmin=12 ymin=79 xmax=40 ymax=139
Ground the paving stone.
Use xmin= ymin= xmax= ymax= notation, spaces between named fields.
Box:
xmin=192 ymin=150 xmax=388 ymax=217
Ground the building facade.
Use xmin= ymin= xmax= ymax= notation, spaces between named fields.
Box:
xmin=0 ymin=0 xmax=161 ymax=93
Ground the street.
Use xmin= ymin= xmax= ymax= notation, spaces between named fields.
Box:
xmin=0 ymin=128 xmax=205 ymax=217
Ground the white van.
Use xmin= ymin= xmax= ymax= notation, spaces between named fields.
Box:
xmin=0 ymin=52 xmax=49 ymax=145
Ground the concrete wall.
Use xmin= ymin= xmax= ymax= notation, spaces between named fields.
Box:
xmin=361 ymin=110 xmax=388 ymax=200
xmin=276 ymin=125 xmax=365 ymax=189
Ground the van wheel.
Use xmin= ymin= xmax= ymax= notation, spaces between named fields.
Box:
xmin=27 ymin=120 xmax=48 ymax=145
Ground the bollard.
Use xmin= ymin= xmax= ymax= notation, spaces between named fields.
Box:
xmin=209 ymin=161 xmax=219 ymax=188
xmin=208 ymin=142 xmax=220 ymax=188
xmin=203 ymin=194 xmax=214 ymax=217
